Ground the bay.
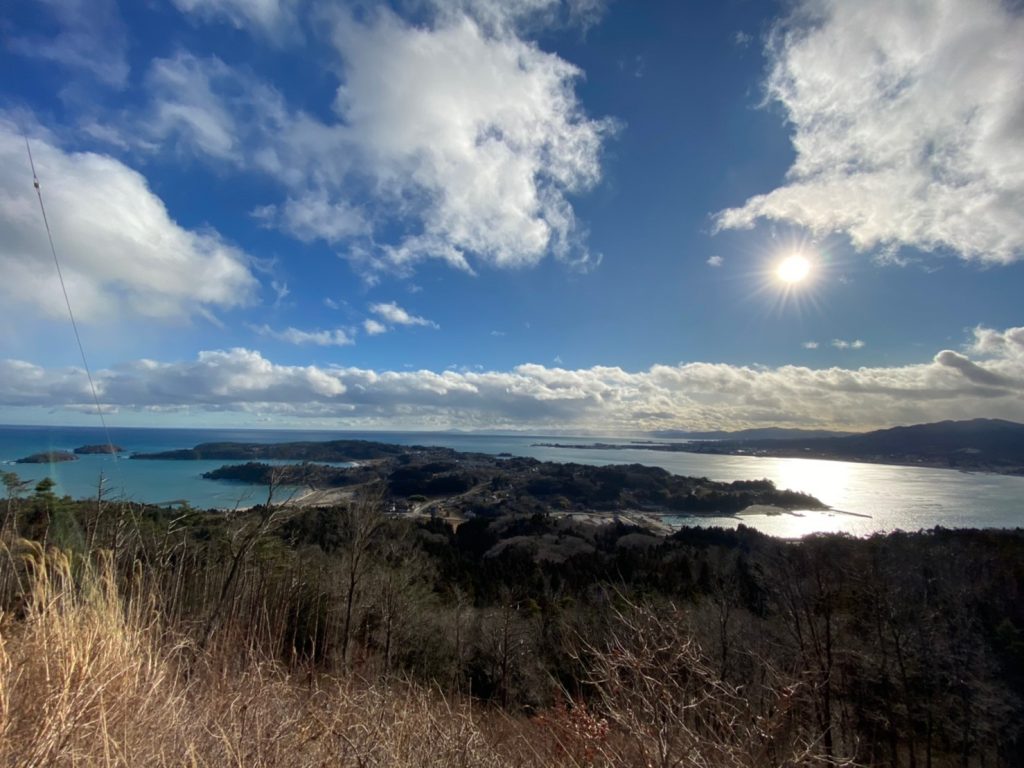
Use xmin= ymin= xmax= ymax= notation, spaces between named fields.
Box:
xmin=1 ymin=424 xmax=1021 ymax=536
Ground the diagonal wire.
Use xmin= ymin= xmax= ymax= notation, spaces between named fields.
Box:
xmin=25 ymin=137 xmax=122 ymax=493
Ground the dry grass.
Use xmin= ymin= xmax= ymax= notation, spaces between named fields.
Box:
xmin=0 ymin=544 xmax=537 ymax=768
xmin=0 ymin=543 xmax=838 ymax=767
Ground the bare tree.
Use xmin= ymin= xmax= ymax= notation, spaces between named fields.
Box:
xmin=339 ymin=486 xmax=387 ymax=667
xmin=201 ymin=465 xmax=297 ymax=648
xmin=581 ymin=597 xmax=832 ymax=768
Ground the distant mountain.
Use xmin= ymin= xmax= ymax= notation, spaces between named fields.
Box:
xmin=546 ymin=419 xmax=1024 ymax=475
xmin=701 ymin=418 xmax=1024 ymax=474
xmin=649 ymin=427 xmax=856 ymax=441
xmin=781 ymin=418 xmax=1024 ymax=457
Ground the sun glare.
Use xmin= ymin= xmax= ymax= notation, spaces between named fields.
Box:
xmin=776 ymin=254 xmax=812 ymax=284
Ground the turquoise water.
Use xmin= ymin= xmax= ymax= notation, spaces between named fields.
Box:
xmin=1 ymin=424 xmax=1021 ymax=536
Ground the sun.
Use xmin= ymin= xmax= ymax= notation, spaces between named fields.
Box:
xmin=776 ymin=254 xmax=812 ymax=284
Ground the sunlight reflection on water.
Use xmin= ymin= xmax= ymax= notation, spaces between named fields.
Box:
xmin=655 ymin=454 xmax=1023 ymax=536
xmin=2 ymin=427 xmax=1021 ymax=536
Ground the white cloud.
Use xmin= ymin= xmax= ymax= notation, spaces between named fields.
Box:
xmin=363 ymin=319 xmax=387 ymax=336
xmin=142 ymin=54 xmax=251 ymax=162
xmin=139 ymin=7 xmax=612 ymax=274
xmin=2 ymin=327 xmax=1022 ymax=430
xmin=832 ymin=339 xmax=865 ymax=350
xmin=174 ymin=0 xmax=608 ymax=40
xmin=270 ymin=280 xmax=289 ymax=306
xmin=0 ymin=120 xmax=258 ymax=324
xmin=422 ymin=0 xmax=609 ymax=36
xmin=7 ymin=0 xmax=129 ymax=88
xmin=716 ymin=0 xmax=1024 ymax=265
xmin=140 ymin=52 xmax=351 ymax=185
xmin=369 ymin=302 xmax=439 ymax=329
xmin=706 ymin=255 xmax=724 ymax=268
xmin=933 ymin=349 xmax=1013 ymax=388
xmin=969 ymin=325 xmax=1024 ymax=359
xmin=252 ymin=192 xmax=368 ymax=244
xmin=79 ymin=120 xmax=131 ymax=150
xmin=333 ymin=8 xmax=612 ymax=269
xmin=802 ymin=341 xmax=819 ymax=349
xmin=251 ymin=324 xmax=354 ymax=346
xmin=171 ymin=0 xmax=299 ymax=39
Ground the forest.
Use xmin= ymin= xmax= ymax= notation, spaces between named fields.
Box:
xmin=1 ymin=469 xmax=1022 ymax=766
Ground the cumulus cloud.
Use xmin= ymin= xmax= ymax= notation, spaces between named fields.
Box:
xmin=716 ymin=0 xmax=1024 ymax=265
xmin=802 ymin=341 xmax=819 ymax=349
xmin=969 ymin=325 xmax=1024 ymax=360
xmin=934 ymin=349 xmax=1013 ymax=388
xmin=363 ymin=319 xmax=387 ymax=336
xmin=3 ymin=327 xmax=1022 ymax=430
xmin=251 ymin=324 xmax=354 ymax=346
xmin=0 ymin=120 xmax=258 ymax=323
xmin=138 ymin=6 xmax=612 ymax=274
xmin=369 ymin=302 xmax=439 ymax=329
xmin=330 ymin=8 xmax=612 ymax=269
xmin=706 ymin=255 xmax=724 ymax=267
xmin=7 ymin=0 xmax=129 ymax=88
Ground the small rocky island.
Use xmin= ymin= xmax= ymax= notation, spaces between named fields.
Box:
xmin=16 ymin=451 xmax=78 ymax=464
xmin=141 ymin=438 xmax=828 ymax=519
xmin=74 ymin=444 xmax=125 ymax=455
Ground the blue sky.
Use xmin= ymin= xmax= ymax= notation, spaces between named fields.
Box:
xmin=1 ymin=0 xmax=1023 ymax=432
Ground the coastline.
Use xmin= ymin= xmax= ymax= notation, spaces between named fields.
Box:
xmin=531 ymin=442 xmax=1024 ymax=476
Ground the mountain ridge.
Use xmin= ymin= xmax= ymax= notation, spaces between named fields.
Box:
xmin=540 ymin=418 xmax=1024 ymax=474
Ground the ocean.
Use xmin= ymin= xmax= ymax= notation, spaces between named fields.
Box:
xmin=1 ymin=424 xmax=1021 ymax=537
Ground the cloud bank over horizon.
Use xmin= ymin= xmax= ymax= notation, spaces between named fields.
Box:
xmin=2 ymin=326 xmax=1022 ymax=432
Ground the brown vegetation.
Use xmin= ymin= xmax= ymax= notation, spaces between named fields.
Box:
xmin=0 ymin=475 xmax=1021 ymax=766
xmin=0 ymin=542 xmax=832 ymax=767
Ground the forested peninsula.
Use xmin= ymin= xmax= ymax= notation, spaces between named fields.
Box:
xmin=136 ymin=439 xmax=827 ymax=518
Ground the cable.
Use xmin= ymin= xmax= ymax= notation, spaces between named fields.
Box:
xmin=25 ymin=137 xmax=123 ymax=492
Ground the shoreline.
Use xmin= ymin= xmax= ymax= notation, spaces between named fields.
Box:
xmin=531 ymin=442 xmax=1024 ymax=477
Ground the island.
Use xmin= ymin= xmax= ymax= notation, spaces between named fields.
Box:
xmin=535 ymin=418 xmax=1024 ymax=475
xmin=16 ymin=451 xmax=78 ymax=464
xmin=132 ymin=439 xmax=408 ymax=462
xmin=150 ymin=439 xmax=831 ymax=519
xmin=74 ymin=444 xmax=125 ymax=455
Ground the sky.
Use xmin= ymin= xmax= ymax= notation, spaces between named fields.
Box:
xmin=1 ymin=0 xmax=1023 ymax=433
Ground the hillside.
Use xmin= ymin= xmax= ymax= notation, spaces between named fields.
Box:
xmin=721 ymin=418 xmax=1024 ymax=472
xmin=648 ymin=427 xmax=855 ymax=440
xmin=540 ymin=419 xmax=1024 ymax=474
xmin=132 ymin=439 xmax=412 ymax=462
